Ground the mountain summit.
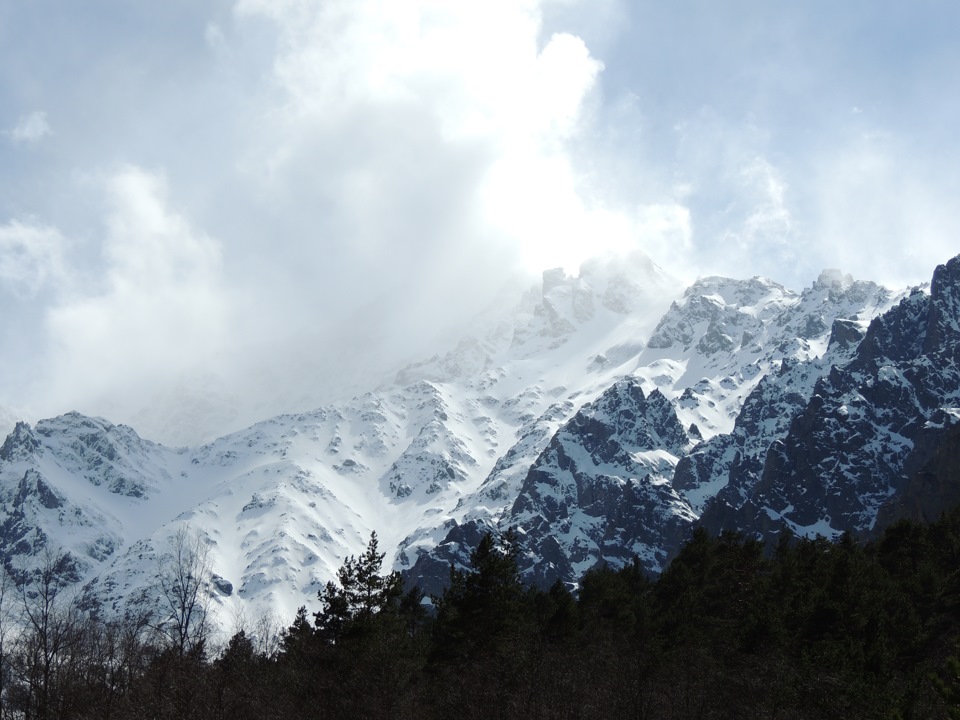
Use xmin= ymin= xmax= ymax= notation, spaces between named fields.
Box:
xmin=2 ymin=252 xmax=957 ymax=627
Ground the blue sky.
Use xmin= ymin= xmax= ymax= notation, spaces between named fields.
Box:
xmin=1 ymin=0 xmax=958 ymax=441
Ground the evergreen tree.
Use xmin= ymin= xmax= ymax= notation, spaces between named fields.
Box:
xmin=279 ymin=606 xmax=315 ymax=661
xmin=934 ymin=653 xmax=960 ymax=720
xmin=431 ymin=531 xmax=531 ymax=660
xmin=314 ymin=531 xmax=404 ymax=642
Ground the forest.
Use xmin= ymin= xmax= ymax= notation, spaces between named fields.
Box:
xmin=1 ymin=508 xmax=959 ymax=719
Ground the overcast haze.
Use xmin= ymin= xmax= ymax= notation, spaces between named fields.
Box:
xmin=1 ymin=1 xmax=959 ymax=444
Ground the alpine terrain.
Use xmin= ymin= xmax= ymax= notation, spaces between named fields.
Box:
xmin=2 ymin=249 xmax=959 ymax=630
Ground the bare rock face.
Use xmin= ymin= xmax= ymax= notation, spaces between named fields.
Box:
xmin=0 ymin=413 xmax=163 ymax=583
xmin=0 ymin=422 xmax=41 ymax=463
xmin=2 ymin=253 xmax=959 ymax=625
xmin=874 ymin=424 xmax=960 ymax=530
xmin=701 ymin=256 xmax=960 ymax=545
xmin=408 ymin=262 xmax=907 ymax=592
xmin=505 ymin=377 xmax=695 ymax=586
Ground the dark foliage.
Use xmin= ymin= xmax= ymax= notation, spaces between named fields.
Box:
xmin=2 ymin=514 xmax=960 ymax=718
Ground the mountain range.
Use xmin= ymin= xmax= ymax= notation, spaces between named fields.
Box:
xmin=2 ymin=250 xmax=958 ymax=630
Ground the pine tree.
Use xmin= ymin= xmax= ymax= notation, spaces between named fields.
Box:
xmin=431 ymin=531 xmax=531 ymax=660
xmin=314 ymin=531 xmax=403 ymax=642
xmin=934 ymin=653 xmax=960 ymax=720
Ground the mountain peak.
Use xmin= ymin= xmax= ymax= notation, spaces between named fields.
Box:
xmin=1 ymin=255 xmax=953 ymax=628
xmin=0 ymin=421 xmax=41 ymax=463
xmin=925 ymin=254 xmax=960 ymax=359
xmin=814 ymin=268 xmax=855 ymax=292
xmin=541 ymin=267 xmax=571 ymax=295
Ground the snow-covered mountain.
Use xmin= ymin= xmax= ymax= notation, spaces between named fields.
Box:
xmin=408 ymin=266 xmax=907 ymax=590
xmin=2 ymin=250 xmax=957 ymax=628
xmin=0 ymin=251 xmax=679 ymax=622
xmin=700 ymin=255 xmax=960 ymax=544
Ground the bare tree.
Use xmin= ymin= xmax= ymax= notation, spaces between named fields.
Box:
xmin=0 ymin=565 xmax=18 ymax=720
xmin=250 ymin=611 xmax=283 ymax=660
xmin=10 ymin=549 xmax=86 ymax=720
xmin=156 ymin=526 xmax=212 ymax=658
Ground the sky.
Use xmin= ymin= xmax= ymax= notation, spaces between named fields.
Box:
xmin=1 ymin=0 xmax=959 ymax=444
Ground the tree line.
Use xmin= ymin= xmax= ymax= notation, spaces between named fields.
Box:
xmin=1 ymin=510 xmax=960 ymax=718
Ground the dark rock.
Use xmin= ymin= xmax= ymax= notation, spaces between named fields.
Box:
xmin=403 ymin=518 xmax=498 ymax=598
xmin=507 ymin=377 xmax=693 ymax=584
xmin=0 ymin=422 xmax=40 ymax=463
xmin=211 ymin=574 xmax=234 ymax=596
xmin=717 ymin=255 xmax=960 ymax=543
xmin=827 ymin=318 xmax=866 ymax=351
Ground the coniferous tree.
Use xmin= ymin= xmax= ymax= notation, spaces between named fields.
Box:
xmin=934 ymin=652 xmax=960 ymax=720
xmin=314 ymin=531 xmax=403 ymax=643
xmin=431 ymin=531 xmax=531 ymax=660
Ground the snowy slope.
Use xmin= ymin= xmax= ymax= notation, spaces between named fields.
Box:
xmin=635 ymin=270 xmax=899 ymax=438
xmin=0 ymin=414 xmax=191 ymax=586
xmin=0 ymin=251 xmax=684 ymax=622
xmin=0 ymin=250 xmax=947 ymax=628
xmin=674 ymin=276 xmax=905 ymax=528
xmin=408 ymin=268 xmax=904 ymax=587
xmin=711 ymin=255 xmax=960 ymax=543
xmin=506 ymin=378 xmax=696 ymax=587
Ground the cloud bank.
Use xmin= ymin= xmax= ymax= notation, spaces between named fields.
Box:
xmin=9 ymin=111 xmax=52 ymax=144
xmin=0 ymin=1 xmax=958 ymax=443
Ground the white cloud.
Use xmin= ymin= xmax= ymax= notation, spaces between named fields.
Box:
xmin=724 ymin=157 xmax=794 ymax=261
xmin=0 ymin=220 xmax=67 ymax=298
xmin=10 ymin=2 xmax=622 ymax=440
xmin=2 ymin=1 xmax=959 ymax=441
xmin=42 ymin=166 xmax=231 ymax=412
xmin=205 ymin=22 xmax=227 ymax=52
xmin=631 ymin=203 xmax=693 ymax=280
xmin=650 ymin=109 xmax=802 ymax=282
xmin=234 ymin=0 xmax=611 ymax=276
xmin=100 ymin=167 xmax=223 ymax=291
xmin=806 ymin=132 xmax=960 ymax=288
xmin=9 ymin=111 xmax=52 ymax=144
